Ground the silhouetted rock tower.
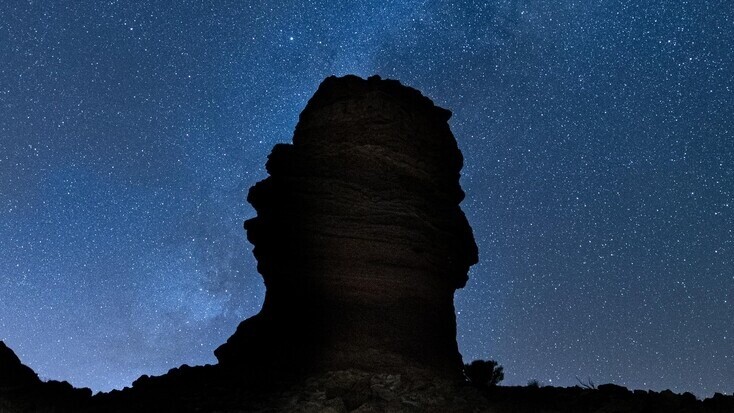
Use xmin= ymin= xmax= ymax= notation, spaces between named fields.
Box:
xmin=215 ymin=75 xmax=478 ymax=381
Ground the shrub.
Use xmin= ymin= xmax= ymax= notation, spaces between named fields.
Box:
xmin=464 ymin=359 xmax=504 ymax=388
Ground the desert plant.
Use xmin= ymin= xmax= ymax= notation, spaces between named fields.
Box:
xmin=575 ymin=376 xmax=596 ymax=389
xmin=464 ymin=359 xmax=504 ymax=388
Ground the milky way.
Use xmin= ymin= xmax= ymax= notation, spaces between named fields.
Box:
xmin=0 ymin=1 xmax=731 ymax=396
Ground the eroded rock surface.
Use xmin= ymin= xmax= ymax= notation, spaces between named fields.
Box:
xmin=215 ymin=75 xmax=478 ymax=381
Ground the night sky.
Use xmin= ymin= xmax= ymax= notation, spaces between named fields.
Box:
xmin=1 ymin=0 xmax=732 ymax=397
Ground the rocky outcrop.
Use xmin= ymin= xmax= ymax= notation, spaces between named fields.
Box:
xmin=0 ymin=341 xmax=41 ymax=388
xmin=215 ymin=75 xmax=478 ymax=381
xmin=0 ymin=341 xmax=92 ymax=412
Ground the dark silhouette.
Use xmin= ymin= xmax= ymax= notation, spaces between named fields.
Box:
xmin=216 ymin=74 xmax=478 ymax=382
xmin=0 ymin=341 xmax=39 ymax=388
xmin=575 ymin=376 xmax=596 ymax=390
xmin=1 ymin=75 xmax=733 ymax=412
xmin=0 ymin=341 xmax=92 ymax=412
xmin=464 ymin=359 xmax=504 ymax=388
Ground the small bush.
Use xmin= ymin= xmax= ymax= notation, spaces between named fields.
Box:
xmin=464 ymin=359 xmax=504 ymax=388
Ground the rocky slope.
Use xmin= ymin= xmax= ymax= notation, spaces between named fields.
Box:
xmin=0 ymin=341 xmax=40 ymax=388
xmin=0 ymin=341 xmax=91 ymax=412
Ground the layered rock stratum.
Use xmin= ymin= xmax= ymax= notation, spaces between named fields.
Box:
xmin=215 ymin=74 xmax=478 ymax=381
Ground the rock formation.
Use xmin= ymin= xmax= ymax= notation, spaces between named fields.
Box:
xmin=215 ymin=75 xmax=479 ymax=381
xmin=0 ymin=341 xmax=41 ymax=388
xmin=0 ymin=341 xmax=92 ymax=412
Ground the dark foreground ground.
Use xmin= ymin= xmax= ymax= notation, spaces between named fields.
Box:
xmin=3 ymin=340 xmax=733 ymax=412
xmin=2 ymin=363 xmax=733 ymax=412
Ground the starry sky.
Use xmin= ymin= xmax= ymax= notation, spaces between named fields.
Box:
xmin=1 ymin=0 xmax=732 ymax=397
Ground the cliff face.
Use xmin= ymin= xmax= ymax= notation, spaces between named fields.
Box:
xmin=215 ymin=75 xmax=478 ymax=380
